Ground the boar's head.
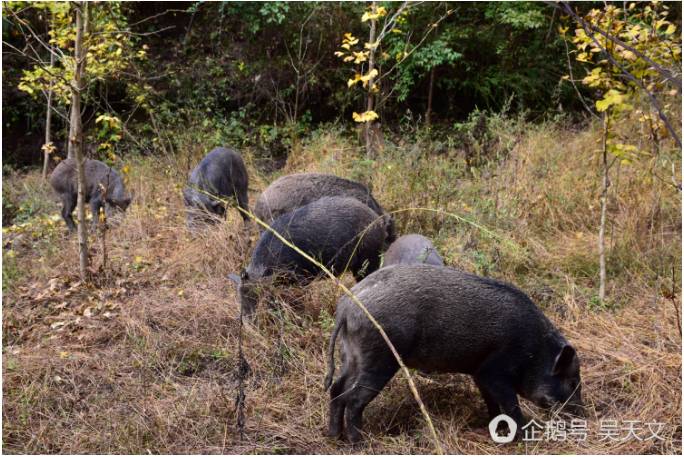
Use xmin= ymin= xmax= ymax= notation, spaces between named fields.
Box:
xmin=524 ymin=343 xmax=583 ymax=416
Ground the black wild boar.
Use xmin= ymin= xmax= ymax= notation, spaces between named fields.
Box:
xmin=383 ymin=234 xmax=444 ymax=267
xmin=183 ymin=147 xmax=249 ymax=227
xmin=50 ymin=158 xmax=131 ymax=232
xmin=229 ymin=196 xmax=387 ymax=315
xmin=325 ymin=264 xmax=583 ymax=443
xmin=253 ymin=173 xmax=396 ymax=244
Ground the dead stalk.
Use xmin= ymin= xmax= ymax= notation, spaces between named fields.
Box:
xmin=598 ymin=112 xmax=610 ymax=303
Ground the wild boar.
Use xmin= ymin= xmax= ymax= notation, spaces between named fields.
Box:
xmin=183 ymin=147 xmax=249 ymax=227
xmin=229 ymin=196 xmax=387 ymax=315
xmin=253 ymin=173 xmax=395 ymax=244
xmin=324 ymin=264 xmax=583 ymax=443
xmin=50 ymin=158 xmax=131 ymax=232
xmin=383 ymin=234 xmax=444 ymax=267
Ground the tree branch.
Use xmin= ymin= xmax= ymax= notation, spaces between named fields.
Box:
xmin=557 ymin=1 xmax=681 ymax=147
xmin=375 ymin=6 xmax=454 ymax=87
xmin=562 ymin=34 xmax=601 ymax=121
xmin=548 ymin=1 xmax=682 ymax=92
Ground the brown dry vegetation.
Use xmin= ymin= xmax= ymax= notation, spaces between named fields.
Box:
xmin=2 ymin=116 xmax=681 ymax=454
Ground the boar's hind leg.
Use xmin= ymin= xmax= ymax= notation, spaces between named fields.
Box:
xmin=344 ymin=367 xmax=397 ymax=443
xmin=61 ymin=195 xmax=77 ymax=232
xmin=328 ymin=367 xmax=353 ymax=438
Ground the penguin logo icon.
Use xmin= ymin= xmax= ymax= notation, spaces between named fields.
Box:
xmin=489 ymin=414 xmax=517 ymax=443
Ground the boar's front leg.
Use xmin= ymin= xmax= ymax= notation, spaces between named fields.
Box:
xmin=90 ymin=197 xmax=104 ymax=231
xmin=475 ymin=379 xmax=501 ymax=419
xmin=237 ymin=190 xmax=250 ymax=223
xmin=474 ymin=363 xmax=525 ymax=437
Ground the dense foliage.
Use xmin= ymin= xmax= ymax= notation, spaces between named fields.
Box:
xmin=7 ymin=1 xmax=670 ymax=167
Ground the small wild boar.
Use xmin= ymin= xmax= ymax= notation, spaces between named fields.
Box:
xmin=383 ymin=234 xmax=444 ymax=267
xmin=229 ymin=196 xmax=387 ymax=315
xmin=50 ymin=158 xmax=131 ymax=232
xmin=183 ymin=147 xmax=249 ymax=227
xmin=254 ymin=173 xmax=396 ymax=244
xmin=325 ymin=264 xmax=583 ymax=443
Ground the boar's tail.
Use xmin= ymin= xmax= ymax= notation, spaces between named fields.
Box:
xmin=323 ymin=319 xmax=345 ymax=391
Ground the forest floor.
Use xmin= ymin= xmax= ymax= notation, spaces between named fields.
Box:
xmin=2 ymin=118 xmax=682 ymax=454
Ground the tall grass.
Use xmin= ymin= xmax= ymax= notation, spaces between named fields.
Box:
xmin=2 ymin=113 xmax=680 ymax=454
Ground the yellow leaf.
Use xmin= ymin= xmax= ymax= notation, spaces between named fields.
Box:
xmin=359 ymin=68 xmax=378 ymax=86
xmin=595 ymin=89 xmax=630 ymax=112
xmin=576 ymin=52 xmax=591 ymax=63
xmin=41 ymin=142 xmax=57 ymax=154
xmin=347 ymin=73 xmax=362 ymax=87
xmin=361 ymin=6 xmax=387 ymax=22
xmin=621 ymin=49 xmax=636 ymax=60
xmin=352 ymin=110 xmax=379 ymax=123
xmin=342 ymin=33 xmax=359 ymax=46
xmin=59 ymin=351 xmax=69 ymax=359
xmin=353 ymin=51 xmax=368 ymax=64
xmin=343 ymin=55 xmax=355 ymax=62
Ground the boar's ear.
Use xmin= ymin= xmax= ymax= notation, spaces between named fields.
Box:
xmin=553 ymin=344 xmax=578 ymax=376
xmin=227 ymin=273 xmax=241 ymax=286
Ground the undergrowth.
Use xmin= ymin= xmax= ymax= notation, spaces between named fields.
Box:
xmin=2 ymin=113 xmax=681 ymax=454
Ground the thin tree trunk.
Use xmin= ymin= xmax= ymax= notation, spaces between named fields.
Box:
xmin=67 ymin=103 xmax=75 ymax=159
xmin=598 ymin=112 xmax=610 ymax=302
xmin=364 ymin=1 xmax=378 ymax=159
xmin=70 ymin=1 xmax=89 ymax=281
xmin=42 ymin=49 xmax=55 ymax=179
xmin=426 ymin=66 xmax=435 ymax=127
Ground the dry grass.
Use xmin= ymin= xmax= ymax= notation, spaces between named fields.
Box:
xmin=2 ymin=118 xmax=681 ymax=454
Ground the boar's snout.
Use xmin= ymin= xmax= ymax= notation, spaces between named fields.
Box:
xmin=120 ymin=197 xmax=132 ymax=211
xmin=562 ymin=387 xmax=584 ymax=417
xmin=108 ymin=196 xmax=131 ymax=212
xmin=565 ymin=399 xmax=585 ymax=417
